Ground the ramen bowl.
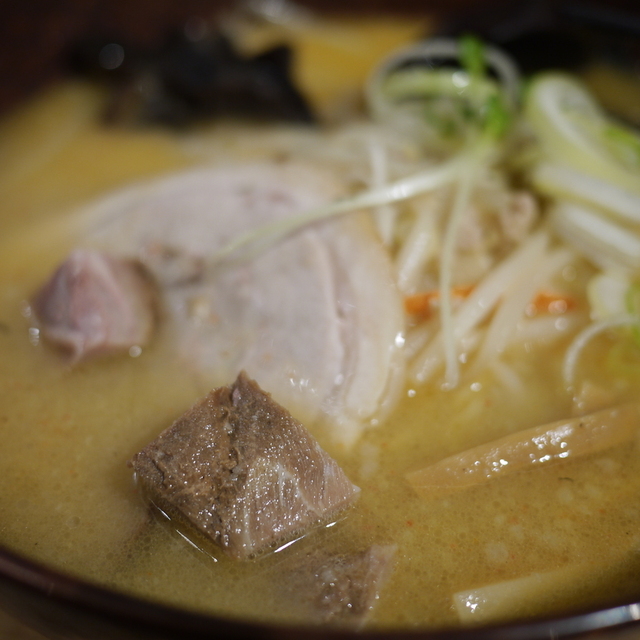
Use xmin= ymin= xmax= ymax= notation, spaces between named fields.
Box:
xmin=2 ymin=0 xmax=640 ymax=638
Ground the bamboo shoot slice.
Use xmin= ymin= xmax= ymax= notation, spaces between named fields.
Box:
xmin=454 ymin=530 xmax=640 ymax=625
xmin=407 ymin=404 xmax=640 ymax=496
xmin=454 ymin=560 xmax=611 ymax=625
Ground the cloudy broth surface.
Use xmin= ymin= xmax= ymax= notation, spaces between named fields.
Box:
xmin=1 ymin=81 xmax=640 ymax=630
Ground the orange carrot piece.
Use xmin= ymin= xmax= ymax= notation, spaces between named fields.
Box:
xmin=404 ymin=285 xmax=475 ymax=318
xmin=530 ymin=291 xmax=577 ymax=315
xmin=404 ymin=292 xmax=438 ymax=317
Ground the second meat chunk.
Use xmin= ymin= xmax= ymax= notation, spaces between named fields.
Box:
xmin=131 ymin=372 xmax=360 ymax=559
xmin=279 ymin=544 xmax=396 ymax=627
xmin=32 ymin=249 xmax=155 ymax=362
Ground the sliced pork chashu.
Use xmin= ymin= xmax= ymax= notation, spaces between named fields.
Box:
xmin=80 ymin=162 xmax=404 ymax=446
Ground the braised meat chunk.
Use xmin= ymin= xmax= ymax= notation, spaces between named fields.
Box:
xmin=32 ymin=249 xmax=155 ymax=362
xmin=281 ymin=544 xmax=396 ymax=628
xmin=131 ymin=372 xmax=360 ymax=559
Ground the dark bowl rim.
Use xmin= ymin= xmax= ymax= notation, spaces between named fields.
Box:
xmin=2 ymin=3 xmax=640 ymax=638
xmin=3 ymin=541 xmax=640 ymax=639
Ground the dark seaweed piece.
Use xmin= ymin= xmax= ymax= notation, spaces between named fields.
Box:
xmin=439 ymin=0 xmax=588 ymax=74
xmin=67 ymin=33 xmax=142 ymax=82
xmin=159 ymin=32 xmax=314 ymax=123
xmin=439 ymin=0 xmax=640 ymax=76
xmin=67 ymin=25 xmax=315 ymax=127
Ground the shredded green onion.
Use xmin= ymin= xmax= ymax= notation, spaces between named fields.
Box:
xmin=604 ymin=124 xmax=640 ymax=170
xmin=381 ymin=68 xmax=498 ymax=105
xmin=483 ymin=93 xmax=511 ymax=140
xmin=459 ymin=34 xmax=486 ymax=80
xmin=367 ymin=36 xmax=520 ymax=152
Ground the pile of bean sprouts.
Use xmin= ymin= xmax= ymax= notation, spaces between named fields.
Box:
xmin=213 ymin=35 xmax=640 ymax=397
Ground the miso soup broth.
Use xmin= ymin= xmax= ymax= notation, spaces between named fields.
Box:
xmin=1 ymin=26 xmax=640 ymax=631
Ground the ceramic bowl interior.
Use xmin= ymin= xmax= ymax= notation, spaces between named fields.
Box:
xmin=1 ymin=1 xmax=640 ymax=638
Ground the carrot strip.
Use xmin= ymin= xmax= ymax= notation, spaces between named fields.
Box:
xmin=529 ymin=291 xmax=577 ymax=315
xmin=406 ymin=288 xmax=575 ymax=319
xmin=404 ymin=285 xmax=474 ymax=318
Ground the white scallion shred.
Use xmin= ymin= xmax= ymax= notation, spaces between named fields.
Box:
xmin=211 ymin=151 xmax=470 ymax=265
xmin=470 ymin=247 xmax=575 ymax=375
xmin=512 ymin=313 xmax=584 ymax=346
xmin=395 ymin=190 xmax=445 ymax=294
xmin=532 ymin=163 xmax=640 ymax=224
xmin=366 ymin=38 xmax=521 ymax=124
xmin=551 ymin=201 xmax=640 ymax=272
xmin=205 ymin=39 xmax=640 ymax=395
xmin=411 ymin=230 xmax=549 ymax=384
xmin=563 ymin=315 xmax=640 ymax=388
xmin=439 ymin=150 xmax=482 ymax=389
xmin=368 ymin=135 xmax=397 ymax=246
